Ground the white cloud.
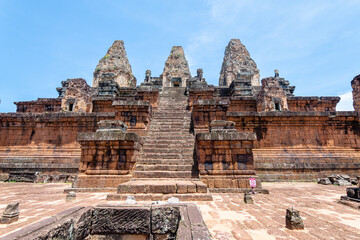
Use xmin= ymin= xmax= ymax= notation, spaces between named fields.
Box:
xmin=336 ymin=91 xmax=354 ymax=111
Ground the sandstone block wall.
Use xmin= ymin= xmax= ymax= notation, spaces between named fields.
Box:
xmin=15 ymin=98 xmax=61 ymax=113
xmin=196 ymin=132 xmax=262 ymax=190
xmin=77 ymin=132 xmax=143 ymax=174
xmin=192 ymin=98 xmax=360 ymax=181
xmin=0 ymin=112 xmax=114 ymax=176
xmin=113 ymin=100 xmax=152 ymax=136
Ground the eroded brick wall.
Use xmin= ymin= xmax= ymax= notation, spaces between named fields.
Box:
xmin=113 ymin=101 xmax=152 ymax=136
xmin=0 ymin=112 xmax=114 ymax=174
xmin=15 ymin=98 xmax=61 ymax=113
xmin=192 ymin=100 xmax=360 ymax=181
xmin=196 ymin=132 xmax=261 ymax=189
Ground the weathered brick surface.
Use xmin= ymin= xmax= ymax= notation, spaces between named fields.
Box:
xmin=113 ymin=100 xmax=152 ymax=136
xmin=196 ymin=131 xmax=262 ymax=190
xmin=192 ymin=98 xmax=360 ymax=180
xmin=15 ymin=98 xmax=61 ymax=113
xmin=0 ymin=112 xmax=114 ymax=175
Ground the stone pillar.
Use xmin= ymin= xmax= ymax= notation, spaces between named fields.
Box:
xmin=72 ymin=120 xmax=144 ymax=190
xmin=113 ymin=100 xmax=152 ymax=136
xmin=145 ymin=70 xmax=151 ymax=83
xmin=195 ymin=120 xmax=267 ymax=193
xmin=351 ymin=74 xmax=360 ymax=114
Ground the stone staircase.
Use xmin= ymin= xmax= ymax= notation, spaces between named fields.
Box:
xmin=107 ymin=87 xmax=212 ymax=201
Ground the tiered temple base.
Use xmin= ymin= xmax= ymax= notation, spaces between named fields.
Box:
xmin=108 ymin=88 xmax=213 ymax=201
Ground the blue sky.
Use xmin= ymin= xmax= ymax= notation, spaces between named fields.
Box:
xmin=0 ymin=0 xmax=359 ymax=112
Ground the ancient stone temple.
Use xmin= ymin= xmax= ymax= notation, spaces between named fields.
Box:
xmin=1 ymin=39 xmax=360 ymax=199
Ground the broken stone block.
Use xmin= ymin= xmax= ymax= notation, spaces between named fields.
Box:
xmin=346 ymin=187 xmax=360 ymax=199
xmin=151 ymin=206 xmax=180 ymax=236
xmin=340 ymin=174 xmax=351 ymax=181
xmin=96 ymin=120 xmax=128 ymax=133
xmin=125 ymin=196 xmax=137 ymax=204
xmin=350 ymin=178 xmax=359 ymax=185
xmin=92 ymin=207 xmax=150 ymax=235
xmin=285 ymin=208 xmax=304 ymax=230
xmin=1 ymin=202 xmax=19 ymax=224
xmin=244 ymin=193 xmax=254 ymax=204
xmin=318 ymin=178 xmax=332 ymax=185
xmin=167 ymin=197 xmax=180 ymax=204
xmin=327 ymin=174 xmax=339 ymax=183
xmin=66 ymin=191 xmax=76 ymax=202
xmin=333 ymin=179 xmax=352 ymax=186
xmin=210 ymin=120 xmax=237 ymax=133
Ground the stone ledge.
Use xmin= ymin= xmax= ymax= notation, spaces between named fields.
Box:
xmin=288 ymin=96 xmax=341 ymax=102
xmin=194 ymin=99 xmax=230 ymax=106
xmin=196 ymin=132 xmax=256 ymax=141
xmin=209 ymin=188 xmax=269 ymax=194
xmin=77 ymin=132 xmax=144 ymax=144
xmin=112 ymin=100 xmax=150 ymax=106
xmin=0 ymin=112 xmax=115 ymax=118
xmin=226 ymin=111 xmax=357 ymax=117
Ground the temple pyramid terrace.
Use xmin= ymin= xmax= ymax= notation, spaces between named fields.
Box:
xmin=1 ymin=39 xmax=360 ymax=239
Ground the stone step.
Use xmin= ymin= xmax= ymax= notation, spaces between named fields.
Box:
xmin=133 ymin=171 xmax=193 ymax=178
xmin=151 ymin=119 xmax=191 ymax=123
xmin=145 ymin=140 xmax=194 ymax=145
xmin=144 ymin=143 xmax=194 ymax=149
xmin=144 ymin=136 xmax=194 ymax=141
xmin=136 ymin=159 xmax=194 ymax=165
xmin=146 ymin=130 xmax=190 ymax=134
xmin=155 ymin=108 xmax=188 ymax=112
xmin=135 ymin=164 xmax=193 ymax=171
xmin=153 ymin=111 xmax=190 ymax=115
xmin=146 ymin=137 xmax=194 ymax=143
xmin=107 ymin=193 xmax=213 ymax=201
xmin=150 ymin=122 xmax=190 ymax=126
xmin=152 ymin=115 xmax=190 ymax=118
xmin=115 ymin=179 xmax=207 ymax=194
xmin=142 ymin=148 xmax=193 ymax=154
xmin=140 ymin=153 xmax=193 ymax=159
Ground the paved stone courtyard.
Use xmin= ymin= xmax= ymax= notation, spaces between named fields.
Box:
xmin=0 ymin=182 xmax=359 ymax=239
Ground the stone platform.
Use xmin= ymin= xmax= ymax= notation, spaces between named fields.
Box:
xmin=108 ymin=179 xmax=212 ymax=201
xmin=1 ymin=182 xmax=360 ymax=239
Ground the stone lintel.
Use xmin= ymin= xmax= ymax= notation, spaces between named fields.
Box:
xmin=196 ymin=132 xmax=256 ymax=141
xmin=77 ymin=132 xmax=143 ymax=144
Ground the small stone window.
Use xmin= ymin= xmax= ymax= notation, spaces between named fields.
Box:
xmin=274 ymin=102 xmax=281 ymax=111
xmin=205 ymin=161 xmax=213 ymax=170
xmin=67 ymin=99 xmax=75 ymax=112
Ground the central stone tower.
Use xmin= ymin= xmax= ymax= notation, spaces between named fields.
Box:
xmin=161 ymin=46 xmax=191 ymax=88
xmin=219 ymin=39 xmax=260 ymax=87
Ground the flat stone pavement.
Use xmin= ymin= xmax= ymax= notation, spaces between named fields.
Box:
xmin=0 ymin=182 xmax=359 ymax=240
